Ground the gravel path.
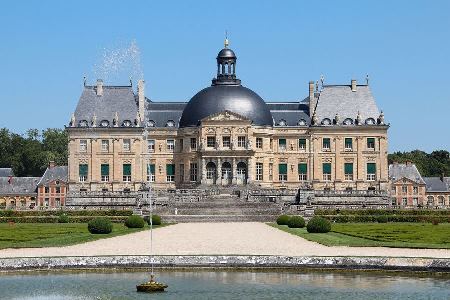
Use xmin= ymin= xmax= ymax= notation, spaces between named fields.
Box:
xmin=1 ymin=222 xmax=449 ymax=258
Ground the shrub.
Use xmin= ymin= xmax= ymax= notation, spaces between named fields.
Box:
xmin=376 ymin=215 xmax=388 ymax=223
xmin=432 ymin=218 xmax=439 ymax=225
xmin=307 ymin=216 xmax=331 ymax=233
xmin=58 ymin=214 xmax=70 ymax=223
xmin=88 ymin=217 xmax=113 ymax=234
xmin=125 ymin=215 xmax=145 ymax=228
xmin=145 ymin=215 xmax=162 ymax=226
xmin=287 ymin=216 xmax=306 ymax=228
xmin=276 ymin=215 xmax=291 ymax=225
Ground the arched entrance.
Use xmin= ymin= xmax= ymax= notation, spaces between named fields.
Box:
xmin=236 ymin=162 xmax=247 ymax=185
xmin=221 ymin=162 xmax=232 ymax=185
xmin=206 ymin=162 xmax=216 ymax=185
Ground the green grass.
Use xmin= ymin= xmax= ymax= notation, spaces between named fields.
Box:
xmin=269 ymin=222 xmax=450 ymax=249
xmin=0 ymin=223 xmax=164 ymax=249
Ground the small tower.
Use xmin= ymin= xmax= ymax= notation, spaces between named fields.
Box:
xmin=212 ymin=37 xmax=241 ymax=86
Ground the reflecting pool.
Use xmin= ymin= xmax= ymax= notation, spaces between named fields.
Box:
xmin=0 ymin=270 xmax=448 ymax=299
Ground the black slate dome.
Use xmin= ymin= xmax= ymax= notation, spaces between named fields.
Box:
xmin=179 ymin=42 xmax=273 ymax=128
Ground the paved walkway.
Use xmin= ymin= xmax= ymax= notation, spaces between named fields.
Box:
xmin=0 ymin=222 xmax=449 ymax=258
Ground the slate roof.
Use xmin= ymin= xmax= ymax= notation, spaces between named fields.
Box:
xmin=74 ymin=86 xmax=138 ymax=127
xmin=37 ymin=166 xmax=68 ymax=186
xmin=0 ymin=168 xmax=14 ymax=177
xmin=423 ymin=177 xmax=449 ymax=192
xmin=388 ymin=163 xmax=425 ymax=184
xmin=314 ymin=85 xmax=380 ymax=125
xmin=146 ymin=100 xmax=185 ymax=128
xmin=0 ymin=177 xmax=39 ymax=196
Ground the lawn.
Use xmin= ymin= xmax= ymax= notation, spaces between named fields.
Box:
xmin=270 ymin=222 xmax=450 ymax=249
xmin=0 ymin=223 xmax=158 ymax=249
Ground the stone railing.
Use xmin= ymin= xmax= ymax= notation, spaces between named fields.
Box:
xmin=314 ymin=190 xmax=389 ymax=197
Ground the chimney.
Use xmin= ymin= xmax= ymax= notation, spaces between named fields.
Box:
xmin=96 ymin=79 xmax=103 ymax=96
xmin=406 ymin=161 xmax=412 ymax=166
xmin=308 ymin=81 xmax=317 ymax=116
xmin=138 ymin=80 xmax=145 ymax=123
xmin=49 ymin=161 xmax=55 ymax=169
xmin=441 ymin=173 xmax=444 ymax=182
xmin=351 ymin=79 xmax=357 ymax=92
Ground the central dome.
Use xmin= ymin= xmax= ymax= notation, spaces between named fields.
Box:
xmin=179 ymin=42 xmax=273 ymax=128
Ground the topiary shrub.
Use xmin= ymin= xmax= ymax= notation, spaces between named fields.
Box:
xmin=431 ymin=218 xmax=439 ymax=225
xmin=376 ymin=215 xmax=388 ymax=223
xmin=88 ymin=217 xmax=113 ymax=234
xmin=287 ymin=216 xmax=306 ymax=228
xmin=125 ymin=215 xmax=145 ymax=228
xmin=307 ymin=216 xmax=331 ymax=233
xmin=144 ymin=215 xmax=162 ymax=226
xmin=276 ymin=215 xmax=291 ymax=225
xmin=58 ymin=214 xmax=69 ymax=223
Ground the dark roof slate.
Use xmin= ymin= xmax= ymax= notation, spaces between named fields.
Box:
xmin=37 ymin=166 xmax=68 ymax=186
xmin=423 ymin=177 xmax=449 ymax=192
xmin=0 ymin=177 xmax=39 ymax=196
xmin=0 ymin=168 xmax=14 ymax=177
xmin=388 ymin=163 xmax=425 ymax=184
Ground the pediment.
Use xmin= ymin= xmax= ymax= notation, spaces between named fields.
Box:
xmin=392 ymin=176 xmax=422 ymax=185
xmin=201 ymin=110 xmax=250 ymax=122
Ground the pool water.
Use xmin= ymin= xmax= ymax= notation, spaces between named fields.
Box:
xmin=0 ymin=270 xmax=448 ymax=300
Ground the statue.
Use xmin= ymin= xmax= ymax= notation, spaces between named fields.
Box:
xmin=70 ymin=113 xmax=75 ymax=127
xmin=135 ymin=111 xmax=141 ymax=127
xmin=113 ymin=112 xmax=119 ymax=127
xmin=356 ymin=111 xmax=362 ymax=125
xmin=91 ymin=113 xmax=97 ymax=127
xmin=378 ymin=110 xmax=385 ymax=125
xmin=312 ymin=112 xmax=318 ymax=125
xmin=334 ymin=113 xmax=340 ymax=125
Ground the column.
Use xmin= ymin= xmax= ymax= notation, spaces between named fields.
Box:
xmin=247 ymin=157 xmax=253 ymax=184
xmin=217 ymin=157 xmax=222 ymax=185
xmin=232 ymin=157 xmax=237 ymax=185
xmin=201 ymin=158 xmax=206 ymax=184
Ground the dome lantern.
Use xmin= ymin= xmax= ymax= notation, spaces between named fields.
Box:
xmin=213 ymin=39 xmax=241 ymax=86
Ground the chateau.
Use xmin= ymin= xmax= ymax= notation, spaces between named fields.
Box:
xmin=66 ymin=40 xmax=390 ymax=212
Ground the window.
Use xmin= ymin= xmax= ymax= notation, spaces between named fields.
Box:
xmin=55 ymin=186 xmax=61 ymax=193
xmin=55 ymin=198 xmax=61 ymax=208
xmin=366 ymin=163 xmax=376 ymax=181
xmin=322 ymin=163 xmax=331 ymax=181
xmin=179 ymin=164 xmax=184 ymax=182
xmin=413 ymin=198 xmax=418 ymax=206
xmin=402 ymin=198 xmax=407 ymax=206
xmin=101 ymin=140 xmax=109 ymax=152
xmin=344 ymin=138 xmax=353 ymax=150
xmin=147 ymin=140 xmax=155 ymax=152
xmin=269 ymin=163 xmax=273 ymax=181
xmin=190 ymin=163 xmax=198 ymax=182
xmin=413 ymin=186 xmax=418 ymax=194
xmin=44 ymin=198 xmax=49 ymax=207
xmin=256 ymin=162 xmax=263 ymax=181
xmin=256 ymin=138 xmax=263 ymax=149
xmin=344 ymin=163 xmax=353 ymax=181
xmin=278 ymin=163 xmax=287 ymax=181
xmin=427 ymin=196 xmax=434 ymax=205
xmin=79 ymin=140 xmax=87 ymax=152
xmin=367 ymin=138 xmax=375 ymax=149
xmin=206 ymin=164 xmax=215 ymax=180
xmin=278 ymin=138 xmax=286 ymax=151
xmin=122 ymin=120 xmax=132 ymax=127
xmin=438 ymin=196 xmax=445 ymax=206
xmin=393 ymin=186 xmax=397 ymax=194
xmin=222 ymin=136 xmax=231 ymax=148
xmin=179 ymin=139 xmax=184 ymax=152
xmin=237 ymin=136 xmax=246 ymax=148
xmin=167 ymin=139 xmax=175 ymax=151
xmin=166 ymin=120 xmax=175 ymax=127
xmin=79 ymin=164 xmax=88 ymax=182
xmin=44 ymin=186 xmax=49 ymax=193
xmin=402 ymin=185 xmax=407 ymax=194
xmin=207 ymin=136 xmax=215 ymax=148
xmin=147 ymin=164 xmax=155 ymax=182
xmin=123 ymin=139 xmax=130 ymax=151
xmin=298 ymin=138 xmax=306 ymax=150
xmin=322 ymin=138 xmax=330 ymax=150
xmin=298 ymin=163 xmax=307 ymax=181
xmin=101 ymin=164 xmax=109 ymax=182
xmin=166 ymin=164 xmax=175 ymax=182
xmin=190 ymin=138 xmax=197 ymax=150
xmin=123 ymin=164 xmax=131 ymax=182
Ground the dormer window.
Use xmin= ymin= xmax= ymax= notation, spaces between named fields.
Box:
xmin=297 ymin=119 xmax=307 ymax=126
xmin=365 ymin=118 xmax=376 ymax=125
xmin=147 ymin=120 xmax=155 ymax=127
xmin=343 ymin=118 xmax=353 ymax=125
xmin=321 ymin=118 xmax=332 ymax=126
xmin=122 ymin=120 xmax=132 ymax=127
xmin=79 ymin=120 xmax=88 ymax=127
xmin=166 ymin=120 xmax=175 ymax=127
xmin=278 ymin=119 xmax=287 ymax=126
xmin=100 ymin=120 xmax=109 ymax=127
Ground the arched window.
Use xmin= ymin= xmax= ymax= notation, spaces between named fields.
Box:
xmin=427 ymin=196 xmax=434 ymax=205
xmin=122 ymin=120 xmax=132 ymax=127
xmin=147 ymin=120 xmax=155 ymax=127
xmin=298 ymin=119 xmax=307 ymax=126
xmin=79 ymin=120 xmax=88 ymax=127
xmin=206 ymin=162 xmax=216 ymax=180
xmin=278 ymin=119 xmax=287 ymax=126
xmin=438 ymin=196 xmax=445 ymax=205
xmin=321 ymin=118 xmax=332 ymax=125
xmin=100 ymin=120 xmax=109 ymax=127
xmin=166 ymin=120 xmax=175 ymax=127
xmin=365 ymin=118 xmax=376 ymax=125
xmin=343 ymin=118 xmax=354 ymax=125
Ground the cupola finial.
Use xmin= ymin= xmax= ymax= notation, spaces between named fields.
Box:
xmin=224 ymin=30 xmax=229 ymax=48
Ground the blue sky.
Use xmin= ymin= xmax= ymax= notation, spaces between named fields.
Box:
xmin=0 ymin=0 xmax=449 ymax=152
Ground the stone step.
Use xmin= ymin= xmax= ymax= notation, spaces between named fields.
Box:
xmin=171 ymin=208 xmax=281 ymax=215
xmin=160 ymin=214 xmax=278 ymax=223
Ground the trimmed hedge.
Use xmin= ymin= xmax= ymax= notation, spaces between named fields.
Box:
xmin=276 ymin=215 xmax=291 ymax=225
xmin=58 ymin=214 xmax=70 ymax=223
xmin=125 ymin=215 xmax=145 ymax=228
xmin=376 ymin=215 xmax=388 ymax=223
xmin=144 ymin=215 xmax=162 ymax=226
xmin=307 ymin=216 xmax=331 ymax=233
xmin=0 ymin=216 xmax=128 ymax=223
xmin=88 ymin=217 xmax=113 ymax=234
xmin=322 ymin=215 xmax=449 ymax=223
xmin=315 ymin=209 xmax=450 ymax=216
xmin=0 ymin=209 xmax=133 ymax=217
xmin=287 ymin=216 xmax=306 ymax=228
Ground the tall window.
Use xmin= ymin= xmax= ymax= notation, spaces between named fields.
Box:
xmin=167 ymin=139 xmax=175 ymax=151
xmin=147 ymin=140 xmax=155 ymax=152
xmin=179 ymin=139 xmax=184 ymax=152
xmin=190 ymin=163 xmax=198 ymax=182
xmin=44 ymin=186 xmax=49 ymax=193
xmin=344 ymin=138 xmax=353 ymax=150
xmin=123 ymin=139 xmax=131 ymax=151
xmin=366 ymin=163 xmax=376 ymax=181
xmin=256 ymin=162 xmax=263 ymax=181
xmin=101 ymin=164 xmax=109 ymax=182
xmin=298 ymin=138 xmax=306 ymax=150
xmin=55 ymin=198 xmax=61 ymax=208
xmin=207 ymin=136 xmax=215 ymax=148
xmin=367 ymin=138 xmax=375 ymax=149
xmin=237 ymin=136 xmax=246 ymax=148
xmin=278 ymin=163 xmax=287 ymax=181
xmin=166 ymin=164 xmax=175 ymax=182
xmin=298 ymin=163 xmax=307 ymax=181
xmin=79 ymin=164 xmax=88 ymax=182
xmin=55 ymin=186 xmax=61 ymax=193
xmin=147 ymin=164 xmax=155 ymax=182
xmin=413 ymin=186 xmax=418 ymax=194
xmin=256 ymin=138 xmax=263 ymax=149
xmin=278 ymin=138 xmax=286 ymax=151
xmin=322 ymin=138 xmax=330 ymax=150
xmin=222 ymin=136 xmax=231 ymax=148
xmin=402 ymin=185 xmax=407 ymax=193
xmin=179 ymin=164 xmax=184 ymax=182
xmin=269 ymin=163 xmax=273 ymax=181
xmin=402 ymin=198 xmax=407 ymax=206
xmin=344 ymin=163 xmax=353 ymax=181
xmin=79 ymin=140 xmax=87 ymax=152
xmin=322 ymin=163 xmax=331 ymax=181
xmin=413 ymin=198 xmax=418 ymax=206
xmin=123 ymin=164 xmax=131 ymax=182
xmin=190 ymin=138 xmax=197 ymax=150
xmin=101 ymin=140 xmax=109 ymax=152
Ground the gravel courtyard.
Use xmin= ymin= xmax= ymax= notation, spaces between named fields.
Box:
xmin=0 ymin=222 xmax=449 ymax=258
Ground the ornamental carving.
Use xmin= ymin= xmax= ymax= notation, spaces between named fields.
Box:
xmin=366 ymin=156 xmax=377 ymax=161
xmin=323 ymin=158 xmax=332 ymax=163
xmin=222 ymin=128 xmax=231 ymax=134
